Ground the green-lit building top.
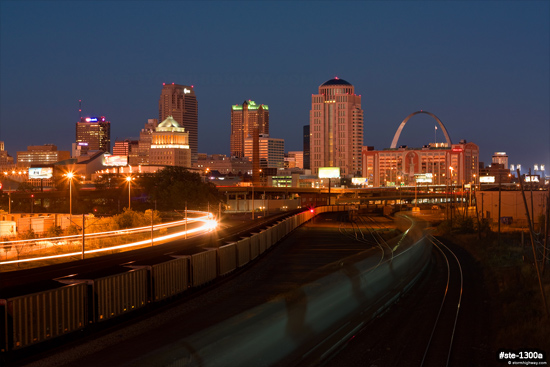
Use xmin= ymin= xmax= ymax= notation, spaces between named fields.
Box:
xmin=232 ymin=100 xmax=269 ymax=111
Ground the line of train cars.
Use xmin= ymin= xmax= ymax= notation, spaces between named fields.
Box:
xmin=0 ymin=206 xmax=348 ymax=353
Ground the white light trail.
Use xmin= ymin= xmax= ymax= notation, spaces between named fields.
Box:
xmin=0 ymin=215 xmax=217 ymax=266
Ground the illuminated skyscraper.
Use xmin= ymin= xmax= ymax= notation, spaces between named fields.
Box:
xmin=309 ymin=78 xmax=363 ymax=177
xmin=149 ymin=116 xmax=191 ymax=167
xmin=159 ymin=83 xmax=198 ymax=162
xmin=76 ymin=116 xmax=111 ymax=153
xmin=230 ymin=100 xmax=269 ymax=158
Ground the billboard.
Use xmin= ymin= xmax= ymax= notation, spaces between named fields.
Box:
xmin=28 ymin=167 xmax=53 ymax=179
xmin=415 ymin=173 xmax=433 ymax=183
xmin=525 ymin=175 xmax=540 ymax=183
xmin=104 ymin=155 xmax=128 ymax=166
xmin=318 ymin=167 xmax=340 ymax=179
xmin=351 ymin=177 xmax=368 ymax=185
xmin=480 ymin=176 xmax=495 ymax=183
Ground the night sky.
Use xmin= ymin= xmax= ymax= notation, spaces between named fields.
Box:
xmin=1 ymin=1 xmax=548 ymax=172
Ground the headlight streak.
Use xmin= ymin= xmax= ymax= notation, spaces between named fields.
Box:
xmin=0 ymin=217 xmax=205 ymax=247
xmin=0 ymin=214 xmax=217 ymax=266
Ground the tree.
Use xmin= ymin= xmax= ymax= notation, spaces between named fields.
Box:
xmin=16 ymin=182 xmax=35 ymax=192
xmin=140 ymin=167 xmax=223 ymax=211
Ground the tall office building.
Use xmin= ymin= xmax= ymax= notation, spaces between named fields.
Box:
xmin=159 ymin=83 xmax=198 ymax=162
xmin=76 ymin=116 xmax=111 ymax=153
xmin=132 ymin=119 xmax=158 ymax=165
xmin=309 ymin=78 xmax=363 ymax=177
xmin=492 ymin=152 xmax=508 ymax=169
xmin=149 ymin=116 xmax=191 ymax=167
xmin=303 ymin=125 xmax=310 ymax=170
xmin=230 ymin=100 xmax=269 ymax=158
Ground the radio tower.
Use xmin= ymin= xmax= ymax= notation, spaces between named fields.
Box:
xmin=78 ymin=99 xmax=82 ymax=120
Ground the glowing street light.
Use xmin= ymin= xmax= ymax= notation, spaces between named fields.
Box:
xmin=66 ymin=172 xmax=74 ymax=216
xmin=126 ymin=176 xmax=134 ymax=209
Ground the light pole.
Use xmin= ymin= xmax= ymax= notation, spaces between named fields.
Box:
xmin=449 ymin=166 xmax=454 ymax=227
xmin=126 ymin=176 xmax=133 ymax=210
xmin=397 ymin=176 xmax=403 ymax=211
xmin=67 ymin=172 xmax=74 ymax=217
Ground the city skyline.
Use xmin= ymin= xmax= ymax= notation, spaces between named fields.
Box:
xmin=0 ymin=1 xmax=548 ymax=172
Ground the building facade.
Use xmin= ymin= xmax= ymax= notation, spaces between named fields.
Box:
xmin=0 ymin=141 xmax=14 ymax=167
xmin=309 ymin=78 xmax=363 ymax=177
xmin=76 ymin=116 xmax=111 ymax=153
xmin=149 ymin=116 xmax=191 ymax=167
xmin=159 ymin=83 xmax=198 ymax=162
xmin=113 ymin=139 xmax=139 ymax=156
xmin=285 ymin=151 xmax=304 ymax=169
xmin=230 ymin=100 xmax=269 ymax=158
xmin=128 ymin=119 xmax=159 ymax=165
xmin=244 ymin=135 xmax=284 ymax=169
xmin=193 ymin=154 xmax=252 ymax=175
xmin=362 ymin=140 xmax=479 ymax=187
xmin=16 ymin=144 xmax=70 ymax=167
xmin=492 ymin=152 xmax=509 ymax=169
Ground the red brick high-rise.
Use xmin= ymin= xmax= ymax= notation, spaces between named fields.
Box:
xmin=230 ymin=100 xmax=269 ymax=158
xmin=309 ymin=78 xmax=364 ymax=177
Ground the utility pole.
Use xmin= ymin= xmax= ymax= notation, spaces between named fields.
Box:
xmin=529 ymin=168 xmax=534 ymax=229
xmin=475 ymin=184 xmax=481 ymax=239
xmin=517 ymin=168 xmax=548 ymax=317
xmin=498 ymin=172 xmax=502 ymax=246
xmin=543 ymin=192 xmax=549 ymax=275
xmin=151 ymin=210 xmax=154 ymax=247
xmin=252 ymin=186 xmax=255 ymax=220
xmin=542 ymin=190 xmax=550 ymax=275
xmin=82 ymin=213 xmax=85 ymax=260
xmin=185 ymin=202 xmax=187 ymax=240
xmin=480 ymin=194 xmax=485 ymax=220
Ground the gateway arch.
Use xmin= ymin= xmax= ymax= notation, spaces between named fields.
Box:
xmin=390 ymin=110 xmax=452 ymax=149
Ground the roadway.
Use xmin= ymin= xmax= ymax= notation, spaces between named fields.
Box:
xmin=8 ymin=212 xmax=395 ymax=367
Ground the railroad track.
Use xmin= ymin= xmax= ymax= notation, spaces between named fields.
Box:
xmin=420 ymin=235 xmax=464 ymax=367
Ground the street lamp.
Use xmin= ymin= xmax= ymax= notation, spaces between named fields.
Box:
xmin=66 ymin=172 xmax=74 ymax=216
xmin=449 ymin=166 xmax=454 ymax=226
xmin=126 ymin=176 xmax=134 ymax=210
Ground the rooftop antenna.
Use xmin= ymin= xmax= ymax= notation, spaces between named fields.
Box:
xmin=79 ymin=99 xmax=82 ymax=120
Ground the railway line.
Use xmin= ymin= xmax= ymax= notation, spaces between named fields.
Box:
xmin=324 ymin=229 xmax=472 ymax=367
xmin=420 ymin=235 xmax=464 ymax=367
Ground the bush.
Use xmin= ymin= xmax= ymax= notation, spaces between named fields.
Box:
xmin=65 ymin=224 xmax=81 ymax=235
xmin=46 ymin=226 xmax=63 ymax=238
xmin=20 ymin=229 xmax=36 ymax=240
xmin=437 ymin=220 xmax=452 ymax=235
xmin=456 ymin=216 xmax=475 ymax=233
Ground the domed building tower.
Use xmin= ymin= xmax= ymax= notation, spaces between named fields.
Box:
xmin=149 ymin=116 xmax=191 ymax=167
xmin=309 ymin=77 xmax=364 ymax=177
